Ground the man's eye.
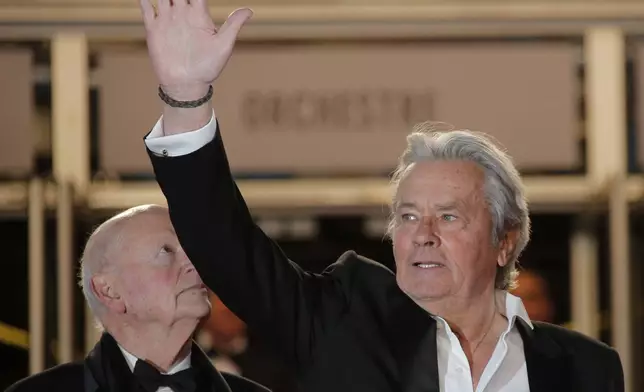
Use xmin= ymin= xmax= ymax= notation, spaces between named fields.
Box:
xmin=401 ymin=213 xmax=417 ymax=221
xmin=161 ymin=245 xmax=173 ymax=253
xmin=441 ymin=214 xmax=457 ymax=222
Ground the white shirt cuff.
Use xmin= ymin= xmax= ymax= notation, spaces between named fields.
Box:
xmin=144 ymin=109 xmax=217 ymax=157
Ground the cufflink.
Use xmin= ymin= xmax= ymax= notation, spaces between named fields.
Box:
xmin=162 ymin=149 xmax=168 ymax=157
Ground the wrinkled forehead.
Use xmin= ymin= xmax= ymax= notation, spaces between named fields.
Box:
xmin=396 ymin=160 xmax=486 ymax=205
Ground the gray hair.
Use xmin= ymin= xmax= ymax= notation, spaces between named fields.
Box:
xmin=387 ymin=122 xmax=531 ymax=290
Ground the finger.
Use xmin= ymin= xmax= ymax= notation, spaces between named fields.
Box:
xmin=218 ymin=8 xmax=253 ymax=45
xmin=139 ymin=0 xmax=156 ymax=28
xmin=157 ymin=0 xmax=171 ymax=12
xmin=190 ymin=0 xmax=209 ymax=11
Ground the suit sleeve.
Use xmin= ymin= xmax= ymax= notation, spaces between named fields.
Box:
xmin=147 ymin=122 xmax=352 ymax=370
xmin=608 ymin=349 xmax=625 ymax=392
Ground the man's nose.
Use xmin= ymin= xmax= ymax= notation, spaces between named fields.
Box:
xmin=413 ymin=218 xmax=440 ymax=248
xmin=178 ymin=247 xmax=197 ymax=273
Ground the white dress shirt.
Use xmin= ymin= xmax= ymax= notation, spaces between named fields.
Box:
xmin=144 ymin=113 xmax=533 ymax=391
xmin=434 ymin=292 xmax=532 ymax=392
xmin=118 ymin=344 xmax=192 ymax=392
xmin=145 ymin=110 xmax=217 ymax=158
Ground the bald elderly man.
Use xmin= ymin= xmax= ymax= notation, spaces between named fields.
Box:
xmin=7 ymin=205 xmax=270 ymax=392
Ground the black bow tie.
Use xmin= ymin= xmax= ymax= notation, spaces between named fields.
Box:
xmin=133 ymin=359 xmax=197 ymax=392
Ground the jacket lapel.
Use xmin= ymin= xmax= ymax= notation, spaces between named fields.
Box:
xmin=84 ymin=332 xmax=140 ymax=392
xmin=84 ymin=333 xmax=235 ymax=392
xmin=190 ymin=341 xmax=233 ymax=392
xmin=516 ymin=319 xmax=572 ymax=392
xmin=385 ymin=293 xmax=575 ymax=392
xmin=385 ymin=287 xmax=440 ymax=392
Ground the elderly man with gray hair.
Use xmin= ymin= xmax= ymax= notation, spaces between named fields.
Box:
xmin=138 ymin=1 xmax=624 ymax=391
xmin=6 ymin=205 xmax=270 ymax=392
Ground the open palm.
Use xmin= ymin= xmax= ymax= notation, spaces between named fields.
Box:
xmin=139 ymin=0 xmax=252 ymax=96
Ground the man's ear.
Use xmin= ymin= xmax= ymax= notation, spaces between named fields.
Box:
xmin=91 ymin=275 xmax=126 ymax=314
xmin=497 ymin=229 xmax=520 ymax=268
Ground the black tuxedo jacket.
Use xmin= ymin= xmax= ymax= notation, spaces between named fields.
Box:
xmin=5 ymin=332 xmax=270 ymax=392
xmin=203 ymin=337 xmax=297 ymax=392
xmin=147 ymin=124 xmax=624 ymax=392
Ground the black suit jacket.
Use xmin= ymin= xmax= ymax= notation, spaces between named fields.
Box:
xmin=5 ymin=332 xmax=270 ymax=392
xmin=202 ymin=336 xmax=297 ymax=392
xmin=148 ymin=124 xmax=624 ymax=392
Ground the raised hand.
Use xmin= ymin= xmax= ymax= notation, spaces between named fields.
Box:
xmin=139 ymin=0 xmax=253 ymax=101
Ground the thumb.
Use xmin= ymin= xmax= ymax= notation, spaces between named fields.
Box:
xmin=218 ymin=8 xmax=253 ymax=45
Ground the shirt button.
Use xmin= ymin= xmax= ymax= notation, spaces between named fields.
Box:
xmin=162 ymin=149 xmax=168 ymax=157
xmin=456 ymin=367 xmax=464 ymax=374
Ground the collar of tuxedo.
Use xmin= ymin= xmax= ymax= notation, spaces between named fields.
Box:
xmin=133 ymin=360 xmax=196 ymax=392
xmin=83 ymin=332 xmax=233 ymax=392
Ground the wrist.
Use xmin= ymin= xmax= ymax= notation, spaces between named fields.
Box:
xmin=160 ymin=83 xmax=211 ymax=102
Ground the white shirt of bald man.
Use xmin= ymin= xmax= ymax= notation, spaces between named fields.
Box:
xmin=145 ymin=111 xmax=533 ymax=392
xmin=118 ymin=344 xmax=191 ymax=392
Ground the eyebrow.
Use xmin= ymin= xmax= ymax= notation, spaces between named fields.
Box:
xmin=152 ymin=230 xmax=178 ymax=246
xmin=396 ymin=202 xmax=418 ymax=210
xmin=396 ymin=201 xmax=462 ymax=211
xmin=435 ymin=203 xmax=461 ymax=211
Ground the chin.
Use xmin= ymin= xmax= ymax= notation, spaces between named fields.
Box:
xmin=404 ymin=286 xmax=451 ymax=302
xmin=193 ymin=300 xmax=212 ymax=315
xmin=397 ymin=277 xmax=453 ymax=303
xmin=177 ymin=295 xmax=212 ymax=317
xmin=198 ymin=301 xmax=213 ymax=316
xmin=178 ymin=307 xmax=211 ymax=322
